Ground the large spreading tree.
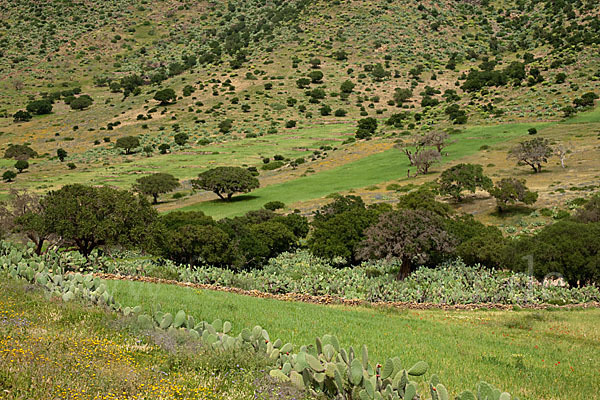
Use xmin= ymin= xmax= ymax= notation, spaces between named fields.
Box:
xmin=191 ymin=166 xmax=259 ymax=201
xmin=40 ymin=184 xmax=157 ymax=257
xmin=490 ymin=178 xmax=538 ymax=212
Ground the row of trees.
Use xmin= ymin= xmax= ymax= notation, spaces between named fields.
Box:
xmin=0 ymin=185 xmax=598 ymax=285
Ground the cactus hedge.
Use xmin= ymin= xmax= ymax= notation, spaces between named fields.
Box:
xmin=0 ymin=241 xmax=517 ymax=400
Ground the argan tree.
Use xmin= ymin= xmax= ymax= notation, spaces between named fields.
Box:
xmin=490 ymin=178 xmax=538 ymax=212
xmin=115 ymin=136 xmax=140 ymax=155
xmin=40 ymin=184 xmax=157 ymax=257
xmin=191 ymin=166 xmax=259 ymax=201
xmin=357 ymin=210 xmax=455 ymax=279
xmin=508 ymin=138 xmax=553 ymax=173
xmin=438 ymin=163 xmax=492 ymax=201
xmin=134 ymin=173 xmax=180 ymax=204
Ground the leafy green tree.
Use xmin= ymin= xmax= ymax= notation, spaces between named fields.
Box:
xmin=40 ymin=184 xmax=157 ymax=257
xmin=296 ymin=78 xmax=311 ymax=89
xmin=115 ymin=136 xmax=140 ymax=155
xmin=154 ymin=88 xmax=176 ymax=105
xmin=14 ymin=160 xmax=29 ymax=173
xmin=4 ymin=145 xmax=37 ymax=160
xmin=357 ymin=210 xmax=455 ymax=279
xmin=26 ymin=99 xmax=52 ymax=115
xmin=158 ymin=144 xmax=171 ymax=154
xmin=438 ymin=163 xmax=492 ymax=201
xmin=308 ymin=70 xmax=324 ymax=83
xmin=69 ymin=95 xmax=93 ymax=110
xmin=393 ymin=88 xmax=413 ymax=105
xmin=371 ymin=63 xmax=390 ymax=81
xmin=355 ymin=117 xmax=377 ymax=139
xmin=174 ymin=132 xmax=189 ymax=146
xmin=134 ymin=173 xmax=180 ymax=204
xmin=340 ymin=80 xmax=355 ymax=94
xmin=191 ymin=166 xmax=259 ymax=201
xmin=13 ymin=110 xmax=31 ymax=122
xmin=575 ymin=194 xmax=600 ymax=223
xmin=397 ymin=187 xmax=454 ymax=218
xmin=56 ymin=148 xmax=67 ymax=162
xmin=506 ymin=220 xmax=600 ymax=285
xmin=446 ymin=215 xmax=508 ymax=268
xmin=308 ymin=196 xmax=389 ymax=262
xmin=2 ymin=170 xmax=16 ymax=182
xmin=508 ymin=138 xmax=553 ymax=173
xmin=218 ymin=119 xmax=233 ymax=134
xmin=319 ymin=104 xmax=332 ymax=116
xmin=309 ymin=58 xmax=321 ymax=68
xmin=490 ymin=178 xmax=538 ymax=212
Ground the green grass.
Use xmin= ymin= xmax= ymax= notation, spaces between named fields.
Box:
xmin=0 ymin=277 xmax=306 ymax=400
xmin=179 ymin=121 xmax=549 ymax=218
xmin=106 ymin=279 xmax=600 ymax=400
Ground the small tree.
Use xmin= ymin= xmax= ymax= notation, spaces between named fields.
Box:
xmin=308 ymin=70 xmax=324 ymax=83
xmin=296 ymin=78 xmax=311 ymax=89
xmin=143 ymin=145 xmax=153 ymax=157
xmin=371 ymin=63 xmax=390 ymax=81
xmin=438 ymin=163 xmax=492 ymax=201
xmin=2 ymin=170 xmax=16 ymax=182
xmin=356 ymin=117 xmax=378 ymax=139
xmin=154 ymin=88 xmax=176 ymax=105
xmin=490 ymin=178 xmax=538 ymax=212
xmin=191 ymin=166 xmax=259 ymax=201
xmin=340 ymin=80 xmax=356 ymax=93
xmin=158 ymin=143 xmax=171 ymax=154
xmin=218 ymin=119 xmax=233 ymax=134
xmin=309 ymin=58 xmax=321 ymax=68
xmin=508 ymin=138 xmax=553 ymax=173
xmin=13 ymin=110 xmax=31 ymax=122
xmin=56 ymin=148 xmax=67 ymax=162
xmin=14 ymin=160 xmax=29 ymax=173
xmin=174 ymin=132 xmax=189 ymax=146
xmin=69 ymin=95 xmax=93 ymax=110
xmin=393 ymin=88 xmax=413 ymax=105
xmin=134 ymin=173 xmax=180 ymax=204
xmin=413 ymin=149 xmax=441 ymax=174
xmin=115 ymin=136 xmax=140 ymax=154
xmin=26 ymin=99 xmax=52 ymax=115
xmin=554 ymin=143 xmax=569 ymax=168
xmin=418 ymin=131 xmax=451 ymax=153
xmin=357 ymin=210 xmax=455 ymax=279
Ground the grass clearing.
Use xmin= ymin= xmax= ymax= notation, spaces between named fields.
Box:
xmin=106 ymin=279 xmax=600 ymax=400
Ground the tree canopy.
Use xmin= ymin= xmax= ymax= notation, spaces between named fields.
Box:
xmin=134 ymin=173 xmax=180 ymax=204
xmin=438 ymin=163 xmax=492 ymax=201
xmin=115 ymin=136 xmax=140 ymax=154
xmin=191 ymin=166 xmax=259 ymax=201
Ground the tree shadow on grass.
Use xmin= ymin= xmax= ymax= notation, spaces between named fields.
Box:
xmin=206 ymin=194 xmax=261 ymax=204
xmin=491 ymin=205 xmax=536 ymax=218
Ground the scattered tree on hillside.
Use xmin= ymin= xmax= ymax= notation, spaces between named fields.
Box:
xmin=355 ymin=117 xmax=377 ymax=139
xmin=69 ymin=95 xmax=93 ymax=110
xmin=308 ymin=70 xmax=323 ymax=84
xmin=418 ymin=131 xmax=451 ymax=154
xmin=438 ymin=164 xmax=492 ymax=201
xmin=490 ymin=178 xmax=538 ymax=212
xmin=174 ymin=132 xmax=189 ymax=146
xmin=508 ymin=138 xmax=553 ymax=173
xmin=2 ymin=170 xmax=16 ymax=182
xmin=14 ymin=160 xmax=29 ymax=173
xmin=115 ymin=136 xmax=140 ymax=155
xmin=191 ymin=166 xmax=259 ymax=201
xmin=340 ymin=80 xmax=355 ymax=93
xmin=154 ymin=88 xmax=176 ymax=105
xmin=218 ymin=119 xmax=233 ymax=134
xmin=134 ymin=173 xmax=180 ymax=204
xmin=393 ymin=88 xmax=413 ymax=105
xmin=26 ymin=99 xmax=52 ymax=115
xmin=554 ymin=143 xmax=570 ymax=168
xmin=4 ymin=145 xmax=37 ymax=160
xmin=357 ymin=210 xmax=455 ymax=279
xmin=13 ymin=110 xmax=31 ymax=122
xmin=413 ymin=149 xmax=441 ymax=174
xmin=56 ymin=148 xmax=67 ymax=162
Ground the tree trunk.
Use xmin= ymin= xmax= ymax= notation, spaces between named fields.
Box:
xmin=397 ymin=257 xmax=412 ymax=280
xmin=215 ymin=191 xmax=225 ymax=201
xmin=152 ymin=194 xmax=158 ymax=204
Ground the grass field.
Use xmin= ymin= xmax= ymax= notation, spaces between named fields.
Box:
xmin=106 ymin=279 xmax=600 ymax=400
xmin=178 ymin=120 xmax=552 ymax=218
xmin=0 ymin=277 xmax=306 ymax=400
